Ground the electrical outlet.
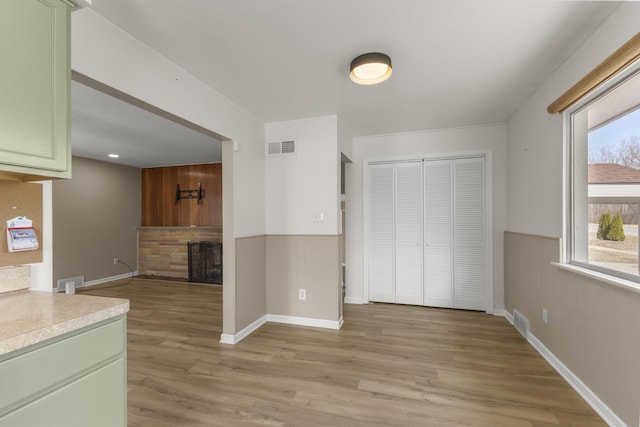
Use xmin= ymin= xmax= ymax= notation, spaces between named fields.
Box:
xmin=299 ymin=289 xmax=306 ymax=301
xmin=113 ymin=257 xmax=119 ymax=265
xmin=542 ymin=308 xmax=548 ymax=324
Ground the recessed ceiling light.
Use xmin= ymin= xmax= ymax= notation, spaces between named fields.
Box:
xmin=108 ymin=153 xmax=120 ymax=158
xmin=350 ymin=52 xmax=392 ymax=85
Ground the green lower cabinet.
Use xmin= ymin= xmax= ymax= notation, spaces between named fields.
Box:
xmin=0 ymin=316 xmax=127 ymax=427
xmin=0 ymin=359 xmax=125 ymax=427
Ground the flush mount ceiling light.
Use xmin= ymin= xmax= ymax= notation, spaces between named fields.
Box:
xmin=108 ymin=153 xmax=119 ymax=158
xmin=349 ymin=52 xmax=392 ymax=85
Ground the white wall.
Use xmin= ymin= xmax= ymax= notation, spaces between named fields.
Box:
xmin=345 ymin=124 xmax=507 ymax=309
xmin=30 ymin=181 xmax=52 ymax=291
xmin=71 ymin=8 xmax=265 ymax=238
xmin=338 ymin=116 xmax=353 ymax=161
xmin=265 ymin=115 xmax=339 ymax=235
xmin=507 ymin=3 xmax=640 ymax=236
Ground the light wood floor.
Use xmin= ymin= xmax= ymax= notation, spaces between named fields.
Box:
xmin=80 ymin=278 xmax=605 ymax=427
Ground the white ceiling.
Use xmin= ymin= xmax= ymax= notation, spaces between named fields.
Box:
xmin=73 ymin=0 xmax=623 ymax=168
xmin=72 ymin=81 xmax=222 ymax=168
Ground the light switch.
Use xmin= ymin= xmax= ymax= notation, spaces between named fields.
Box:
xmin=313 ymin=212 xmax=324 ymax=222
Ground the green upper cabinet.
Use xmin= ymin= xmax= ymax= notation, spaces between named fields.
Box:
xmin=0 ymin=0 xmax=75 ymax=180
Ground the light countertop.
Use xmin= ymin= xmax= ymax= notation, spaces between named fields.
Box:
xmin=0 ymin=291 xmax=129 ymax=356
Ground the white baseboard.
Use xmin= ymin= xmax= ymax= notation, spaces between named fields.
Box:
xmin=219 ymin=315 xmax=267 ymax=345
xmin=504 ymin=310 xmax=625 ymax=426
xmin=344 ymin=296 xmax=365 ymax=304
xmin=53 ymin=271 xmax=139 ymax=292
xmin=527 ymin=333 xmax=625 ymax=426
xmin=494 ymin=308 xmax=513 ymax=324
xmin=220 ymin=313 xmax=341 ymax=345
xmin=267 ymin=314 xmax=341 ymax=330
xmin=84 ymin=271 xmax=138 ymax=287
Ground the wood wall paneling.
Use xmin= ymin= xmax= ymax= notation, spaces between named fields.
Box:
xmin=141 ymin=167 xmax=164 ymax=226
xmin=141 ymin=163 xmax=222 ymax=227
xmin=138 ymin=227 xmax=222 ymax=279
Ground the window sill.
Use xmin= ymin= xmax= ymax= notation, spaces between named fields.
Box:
xmin=551 ymin=262 xmax=640 ymax=295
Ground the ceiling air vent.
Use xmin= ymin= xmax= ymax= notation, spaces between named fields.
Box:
xmin=267 ymin=140 xmax=296 ymax=156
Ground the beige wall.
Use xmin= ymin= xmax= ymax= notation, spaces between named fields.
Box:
xmin=505 ymin=232 xmax=640 ymax=425
xmin=266 ymin=235 xmax=340 ymax=322
xmin=235 ymin=236 xmax=267 ymax=331
xmin=52 ymin=156 xmax=140 ymax=285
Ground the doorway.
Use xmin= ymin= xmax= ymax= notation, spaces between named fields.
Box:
xmin=56 ymin=72 xmax=232 ymax=331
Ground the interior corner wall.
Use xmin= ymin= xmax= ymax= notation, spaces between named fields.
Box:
xmin=506 ymin=3 xmax=640 ymax=424
xmin=346 ymin=124 xmax=507 ymax=308
xmin=52 ymin=156 xmax=140 ymax=285
xmin=338 ymin=115 xmax=353 ymax=161
xmin=264 ymin=116 xmax=341 ymax=323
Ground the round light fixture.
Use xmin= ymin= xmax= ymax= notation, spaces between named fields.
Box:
xmin=350 ymin=52 xmax=392 ymax=85
xmin=108 ymin=153 xmax=120 ymax=158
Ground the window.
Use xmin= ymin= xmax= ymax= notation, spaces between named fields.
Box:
xmin=567 ymin=60 xmax=640 ymax=281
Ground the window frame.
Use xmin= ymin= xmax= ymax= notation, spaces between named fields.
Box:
xmin=565 ymin=58 xmax=640 ymax=283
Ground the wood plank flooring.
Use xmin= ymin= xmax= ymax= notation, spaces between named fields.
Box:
xmin=80 ymin=278 xmax=605 ymax=426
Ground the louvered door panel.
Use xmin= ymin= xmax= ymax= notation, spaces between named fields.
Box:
xmin=424 ymin=160 xmax=453 ymax=307
xmin=423 ymin=246 xmax=452 ymax=307
xmin=455 ymin=247 xmax=485 ymax=310
xmin=369 ymin=245 xmax=394 ymax=302
xmin=454 ymin=158 xmax=485 ymax=310
xmin=368 ymin=164 xmax=395 ymax=302
xmin=455 ymin=159 xmax=485 ymax=247
xmin=395 ymin=162 xmax=423 ymax=305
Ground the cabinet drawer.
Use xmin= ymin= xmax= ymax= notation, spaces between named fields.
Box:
xmin=0 ymin=359 xmax=126 ymax=427
xmin=0 ymin=316 xmax=125 ymax=415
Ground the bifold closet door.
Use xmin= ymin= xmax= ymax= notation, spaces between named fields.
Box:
xmin=423 ymin=157 xmax=485 ymax=311
xmin=368 ymin=164 xmax=395 ymax=303
xmin=394 ymin=162 xmax=423 ymax=305
xmin=368 ymin=157 xmax=486 ymax=310
xmin=453 ymin=158 xmax=485 ymax=311
xmin=423 ymin=160 xmax=453 ymax=308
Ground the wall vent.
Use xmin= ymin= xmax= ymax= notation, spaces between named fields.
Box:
xmin=56 ymin=276 xmax=84 ymax=293
xmin=513 ymin=309 xmax=530 ymax=338
xmin=267 ymin=140 xmax=296 ymax=156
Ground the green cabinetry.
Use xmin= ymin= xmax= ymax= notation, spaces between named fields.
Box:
xmin=0 ymin=0 xmax=75 ymax=180
xmin=0 ymin=316 xmax=127 ymax=427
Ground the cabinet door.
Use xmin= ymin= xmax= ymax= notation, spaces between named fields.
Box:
xmin=424 ymin=160 xmax=453 ymax=308
xmin=369 ymin=164 xmax=395 ymax=303
xmin=0 ymin=0 xmax=72 ymax=178
xmin=454 ymin=158 xmax=486 ymax=311
xmin=395 ymin=162 xmax=423 ymax=305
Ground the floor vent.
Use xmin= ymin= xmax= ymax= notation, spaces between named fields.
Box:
xmin=56 ymin=276 xmax=84 ymax=293
xmin=513 ymin=309 xmax=530 ymax=338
